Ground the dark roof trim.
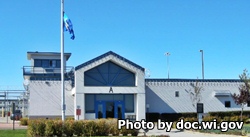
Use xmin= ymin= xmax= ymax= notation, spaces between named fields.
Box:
xmin=145 ymin=78 xmax=241 ymax=83
xmin=27 ymin=51 xmax=71 ymax=60
xmin=75 ymin=51 xmax=145 ymax=71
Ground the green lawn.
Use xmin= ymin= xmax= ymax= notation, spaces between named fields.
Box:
xmin=0 ymin=129 xmax=27 ymax=137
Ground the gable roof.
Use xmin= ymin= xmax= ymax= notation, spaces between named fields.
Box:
xmin=75 ymin=51 xmax=145 ymax=71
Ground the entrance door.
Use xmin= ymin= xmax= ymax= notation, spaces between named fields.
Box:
xmin=114 ymin=101 xmax=125 ymax=119
xmin=95 ymin=100 xmax=125 ymax=119
xmin=95 ymin=101 xmax=106 ymax=119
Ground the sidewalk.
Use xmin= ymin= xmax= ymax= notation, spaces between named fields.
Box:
xmin=138 ymin=128 xmax=245 ymax=137
xmin=0 ymin=117 xmax=27 ymax=130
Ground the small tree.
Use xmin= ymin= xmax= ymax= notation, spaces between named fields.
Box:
xmin=188 ymin=79 xmax=203 ymax=108
xmin=232 ymin=69 xmax=250 ymax=121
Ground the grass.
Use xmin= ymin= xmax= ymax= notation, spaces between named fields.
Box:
xmin=0 ymin=129 xmax=27 ymax=137
xmin=0 ymin=129 xmax=138 ymax=137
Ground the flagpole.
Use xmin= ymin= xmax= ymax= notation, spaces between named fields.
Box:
xmin=61 ymin=0 xmax=66 ymax=121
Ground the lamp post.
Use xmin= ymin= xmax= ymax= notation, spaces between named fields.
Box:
xmin=164 ymin=52 xmax=171 ymax=79
xmin=200 ymin=50 xmax=204 ymax=79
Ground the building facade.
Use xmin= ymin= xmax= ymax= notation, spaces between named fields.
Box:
xmin=23 ymin=51 xmax=249 ymax=120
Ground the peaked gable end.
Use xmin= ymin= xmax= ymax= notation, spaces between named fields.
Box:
xmin=84 ymin=61 xmax=135 ymax=86
xmin=75 ymin=51 xmax=144 ymax=71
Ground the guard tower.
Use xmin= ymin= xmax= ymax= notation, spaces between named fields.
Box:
xmin=23 ymin=51 xmax=75 ymax=119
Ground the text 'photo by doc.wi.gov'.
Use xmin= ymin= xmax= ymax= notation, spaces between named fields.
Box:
xmin=118 ymin=119 xmax=244 ymax=132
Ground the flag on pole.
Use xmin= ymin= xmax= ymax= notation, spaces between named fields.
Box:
xmin=64 ymin=13 xmax=75 ymax=40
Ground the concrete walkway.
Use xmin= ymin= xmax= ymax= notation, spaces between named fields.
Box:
xmin=138 ymin=128 xmax=245 ymax=137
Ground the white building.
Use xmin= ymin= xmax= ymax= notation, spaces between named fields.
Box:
xmin=23 ymin=51 xmax=249 ymax=120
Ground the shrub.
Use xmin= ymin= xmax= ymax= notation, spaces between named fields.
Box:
xmin=20 ymin=117 xmax=29 ymax=126
xmin=106 ymin=118 xmax=119 ymax=136
xmin=95 ymin=118 xmax=109 ymax=135
xmin=161 ymin=113 xmax=197 ymax=122
xmin=27 ymin=118 xmax=138 ymax=136
xmin=209 ymin=111 xmax=250 ymax=118
xmin=53 ymin=120 xmax=63 ymax=136
xmin=27 ymin=119 xmax=46 ymax=137
xmin=45 ymin=120 xmax=54 ymax=136
xmin=72 ymin=120 xmax=83 ymax=136
xmin=63 ymin=120 xmax=74 ymax=136
xmin=83 ymin=120 xmax=97 ymax=136
xmin=66 ymin=117 xmax=74 ymax=120
xmin=146 ymin=112 xmax=160 ymax=122
xmin=203 ymin=116 xmax=222 ymax=123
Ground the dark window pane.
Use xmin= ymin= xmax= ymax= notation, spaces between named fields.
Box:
xmin=175 ymin=91 xmax=179 ymax=97
xmin=85 ymin=94 xmax=95 ymax=113
xmin=225 ymin=101 xmax=231 ymax=108
xmin=56 ymin=60 xmax=61 ymax=68
xmin=125 ymin=94 xmax=134 ymax=113
xmin=42 ymin=60 xmax=49 ymax=67
xmin=34 ymin=59 xmax=42 ymax=67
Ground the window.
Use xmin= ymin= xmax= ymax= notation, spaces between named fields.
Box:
xmin=225 ymin=101 xmax=231 ymax=108
xmin=42 ymin=60 xmax=49 ymax=67
xmin=85 ymin=94 xmax=95 ymax=113
xmin=125 ymin=94 xmax=134 ymax=112
xmin=34 ymin=59 xmax=42 ymax=67
xmin=34 ymin=59 xmax=60 ymax=68
xmin=84 ymin=61 xmax=135 ymax=86
xmin=247 ymin=101 xmax=250 ymax=107
xmin=56 ymin=60 xmax=61 ymax=68
xmin=175 ymin=91 xmax=179 ymax=97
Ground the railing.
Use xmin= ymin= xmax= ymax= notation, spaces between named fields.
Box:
xmin=23 ymin=66 xmax=74 ymax=75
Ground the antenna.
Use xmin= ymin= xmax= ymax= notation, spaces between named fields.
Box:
xmin=23 ymin=79 xmax=30 ymax=91
xmin=145 ymin=69 xmax=150 ymax=78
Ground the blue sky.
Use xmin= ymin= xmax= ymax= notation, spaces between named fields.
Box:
xmin=0 ymin=0 xmax=250 ymax=89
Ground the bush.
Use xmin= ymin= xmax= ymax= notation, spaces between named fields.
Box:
xmin=66 ymin=117 xmax=74 ymax=120
xmin=27 ymin=118 xmax=138 ymax=136
xmin=63 ymin=120 xmax=74 ymax=136
xmin=203 ymin=116 xmax=222 ymax=123
xmin=105 ymin=118 xmax=119 ymax=136
xmin=20 ymin=117 xmax=28 ymax=126
xmin=53 ymin=120 xmax=63 ymax=136
xmin=27 ymin=119 xmax=46 ymax=137
xmin=83 ymin=120 xmax=97 ymax=136
xmin=72 ymin=120 xmax=83 ymax=136
xmin=146 ymin=112 xmax=160 ymax=122
xmin=95 ymin=118 xmax=109 ymax=135
xmin=45 ymin=120 xmax=54 ymax=136
xmin=223 ymin=115 xmax=248 ymax=122
xmin=209 ymin=111 xmax=250 ymax=118
xmin=161 ymin=113 xmax=197 ymax=122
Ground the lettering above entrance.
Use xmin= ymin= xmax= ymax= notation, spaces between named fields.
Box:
xmin=84 ymin=61 xmax=135 ymax=86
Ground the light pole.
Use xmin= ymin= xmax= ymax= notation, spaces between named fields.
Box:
xmin=164 ymin=52 xmax=171 ymax=79
xmin=200 ymin=50 xmax=204 ymax=79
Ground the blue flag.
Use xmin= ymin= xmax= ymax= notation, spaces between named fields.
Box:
xmin=64 ymin=13 xmax=75 ymax=40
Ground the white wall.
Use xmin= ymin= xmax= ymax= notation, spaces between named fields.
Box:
xmin=75 ymin=54 xmax=145 ymax=120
